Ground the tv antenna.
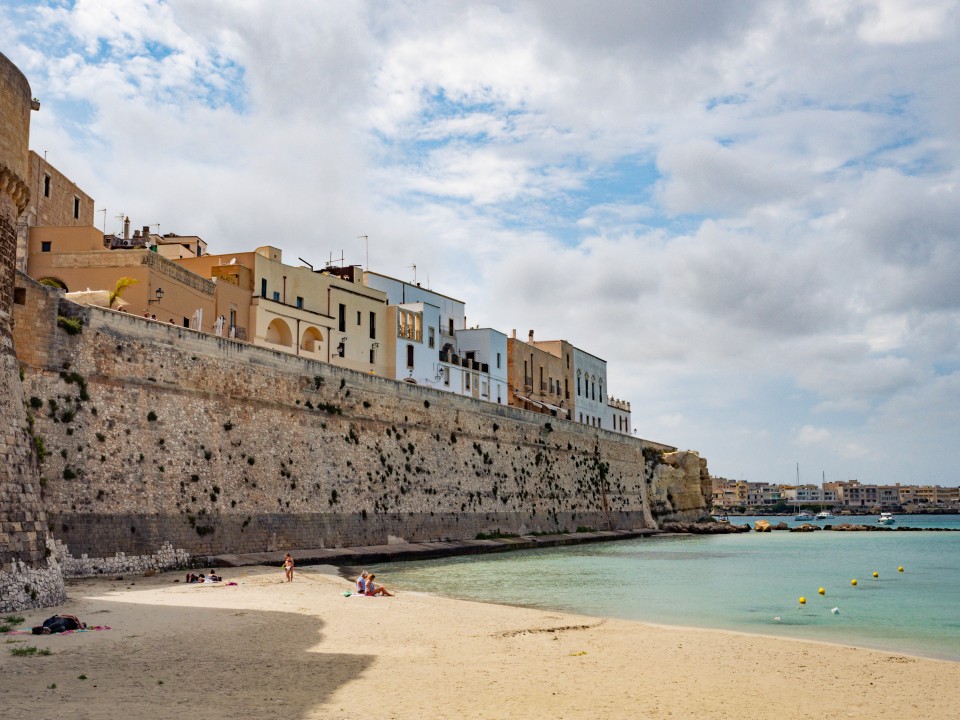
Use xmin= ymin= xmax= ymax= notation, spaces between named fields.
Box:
xmin=358 ymin=235 xmax=368 ymax=270
xmin=409 ymin=264 xmax=417 ymax=284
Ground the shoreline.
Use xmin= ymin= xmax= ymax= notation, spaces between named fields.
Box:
xmin=2 ymin=566 xmax=958 ymax=719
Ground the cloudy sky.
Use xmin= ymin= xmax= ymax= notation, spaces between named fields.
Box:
xmin=4 ymin=0 xmax=959 ymax=487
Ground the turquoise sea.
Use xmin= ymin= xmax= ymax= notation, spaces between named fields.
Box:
xmin=369 ymin=514 xmax=960 ymax=661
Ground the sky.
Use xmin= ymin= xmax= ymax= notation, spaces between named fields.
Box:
xmin=3 ymin=0 xmax=959 ymax=487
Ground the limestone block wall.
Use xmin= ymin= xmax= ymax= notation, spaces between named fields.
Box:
xmin=1 ymin=50 xmax=65 ymax=611
xmin=15 ymin=278 xmax=709 ymax=576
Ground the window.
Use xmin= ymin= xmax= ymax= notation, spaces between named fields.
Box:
xmin=592 ymin=381 xmax=596 ymax=401
xmin=296 ymin=296 xmax=304 ymax=309
xmin=496 ymin=352 xmax=501 ymax=369
xmin=337 ymin=341 xmax=345 ymax=358
xmin=565 ymin=378 xmax=569 ymax=399
xmin=443 ymin=367 xmax=450 ymax=386
xmin=73 ymin=196 xmax=80 ymax=219
xmin=580 ymin=413 xmax=583 ymax=423
xmin=357 ymin=310 xmax=361 ymax=326
xmin=338 ymin=304 xmax=346 ymax=333
xmin=448 ymin=318 xmax=454 ymax=335
xmin=260 ymin=278 xmax=267 ymax=297
xmin=272 ymin=291 xmax=280 ymax=301
xmin=41 ymin=241 xmax=51 ymax=253
xmin=577 ymin=372 xmax=581 ymax=396
xmin=428 ymin=327 xmax=435 ymax=348
xmin=43 ymin=173 xmax=51 ymax=197
xmin=465 ymin=372 xmax=471 ymax=390
xmin=406 ymin=344 xmax=414 ymax=369
xmin=369 ymin=347 xmax=375 ymax=364
xmin=497 ymin=384 xmax=502 ymax=403
xmin=481 ymin=380 xmax=487 ymax=397
xmin=549 ymin=378 xmax=554 ymax=393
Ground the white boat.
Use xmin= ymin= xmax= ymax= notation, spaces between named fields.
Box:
xmin=795 ymin=512 xmax=815 ymax=521
xmin=878 ymin=512 xmax=896 ymax=525
xmin=815 ymin=510 xmax=834 ymax=520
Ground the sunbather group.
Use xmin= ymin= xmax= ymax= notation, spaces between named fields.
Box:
xmin=355 ymin=570 xmax=393 ymax=596
xmin=185 ymin=571 xmax=222 ymax=583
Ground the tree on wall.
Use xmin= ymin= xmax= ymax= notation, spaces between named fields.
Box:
xmin=108 ymin=276 xmax=138 ymax=308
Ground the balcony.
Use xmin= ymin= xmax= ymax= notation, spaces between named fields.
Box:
xmin=228 ymin=325 xmax=247 ymax=340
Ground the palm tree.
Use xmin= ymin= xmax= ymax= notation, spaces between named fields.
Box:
xmin=108 ymin=276 xmax=139 ymax=308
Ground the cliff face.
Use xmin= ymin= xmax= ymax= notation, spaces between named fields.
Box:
xmin=14 ymin=277 xmax=710 ymax=576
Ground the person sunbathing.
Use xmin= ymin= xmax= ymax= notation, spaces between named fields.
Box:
xmin=364 ymin=574 xmax=394 ymax=596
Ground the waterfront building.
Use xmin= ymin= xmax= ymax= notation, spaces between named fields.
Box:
xmin=607 ymin=396 xmax=632 ymax=435
xmin=24 ymin=224 xmax=245 ymax=331
xmin=177 ymin=252 xmax=388 ymax=374
xmin=506 ymin=330 xmax=569 ymax=419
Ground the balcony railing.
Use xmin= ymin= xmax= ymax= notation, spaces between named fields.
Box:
xmin=228 ymin=325 xmax=247 ymax=340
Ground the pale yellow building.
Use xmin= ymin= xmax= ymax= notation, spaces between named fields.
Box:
xmin=177 ymin=249 xmax=389 ymax=374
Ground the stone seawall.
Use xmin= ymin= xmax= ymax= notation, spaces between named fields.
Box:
xmin=1 ymin=51 xmax=65 ymax=612
xmin=15 ymin=275 xmax=709 ymax=577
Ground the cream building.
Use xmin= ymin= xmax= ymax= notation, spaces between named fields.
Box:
xmin=178 ymin=251 xmax=388 ymax=374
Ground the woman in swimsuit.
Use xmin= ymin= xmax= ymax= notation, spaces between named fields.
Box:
xmin=364 ymin=574 xmax=393 ymax=596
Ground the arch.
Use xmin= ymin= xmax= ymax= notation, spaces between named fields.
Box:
xmin=265 ymin=318 xmax=293 ymax=347
xmin=39 ymin=276 xmax=69 ymax=292
xmin=300 ymin=325 xmax=324 ymax=353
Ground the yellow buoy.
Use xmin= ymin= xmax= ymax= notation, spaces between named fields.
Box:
xmin=851 ymin=578 xmax=858 ymax=586
xmin=818 ymin=587 xmax=825 ymax=595
xmin=898 ymin=566 xmax=904 ymax=573
xmin=799 ymin=596 xmax=807 ymax=605
xmin=873 ymin=571 xmax=879 ymax=579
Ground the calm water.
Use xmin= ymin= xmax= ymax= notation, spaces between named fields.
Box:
xmin=368 ymin=514 xmax=960 ymax=661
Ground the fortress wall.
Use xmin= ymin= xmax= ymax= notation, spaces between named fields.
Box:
xmin=15 ymin=279 xmax=708 ymax=575
xmin=1 ymin=51 xmax=65 ymax=611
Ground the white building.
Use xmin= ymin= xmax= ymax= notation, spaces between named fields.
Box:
xmin=364 ymin=271 xmax=507 ymax=403
xmin=572 ymin=347 xmax=608 ymax=428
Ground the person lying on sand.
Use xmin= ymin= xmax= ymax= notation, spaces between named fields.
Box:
xmin=364 ymin=574 xmax=394 ymax=597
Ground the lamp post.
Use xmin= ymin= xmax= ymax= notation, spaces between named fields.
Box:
xmin=148 ymin=287 xmax=164 ymax=305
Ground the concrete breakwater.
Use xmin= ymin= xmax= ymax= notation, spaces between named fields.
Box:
xmin=13 ymin=275 xmax=710 ymax=579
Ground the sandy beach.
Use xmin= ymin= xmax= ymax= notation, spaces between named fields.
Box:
xmin=2 ymin=566 xmax=958 ymax=720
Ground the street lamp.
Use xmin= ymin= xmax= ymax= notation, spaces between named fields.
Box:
xmin=148 ymin=287 xmax=164 ymax=305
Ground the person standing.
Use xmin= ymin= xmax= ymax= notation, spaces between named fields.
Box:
xmin=283 ymin=553 xmax=294 ymax=582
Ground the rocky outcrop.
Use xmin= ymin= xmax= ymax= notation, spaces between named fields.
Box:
xmin=660 ymin=520 xmax=749 ymax=534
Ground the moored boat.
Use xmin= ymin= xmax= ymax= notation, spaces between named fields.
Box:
xmin=878 ymin=512 xmax=896 ymax=525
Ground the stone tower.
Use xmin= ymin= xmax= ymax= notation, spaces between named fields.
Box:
xmin=0 ymin=51 xmax=65 ymax=611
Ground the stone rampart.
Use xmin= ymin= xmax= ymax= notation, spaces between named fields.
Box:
xmin=1 ymin=51 xmax=65 ymax=611
xmin=14 ymin=276 xmax=708 ymax=577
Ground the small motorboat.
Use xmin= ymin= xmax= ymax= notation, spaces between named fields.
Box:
xmin=815 ymin=510 xmax=834 ymax=520
xmin=795 ymin=511 xmax=815 ymax=521
xmin=878 ymin=512 xmax=896 ymax=525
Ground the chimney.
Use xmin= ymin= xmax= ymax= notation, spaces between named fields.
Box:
xmin=528 ymin=329 xmax=535 ymax=343
xmin=123 ymin=216 xmax=131 ymax=239
xmin=511 ymin=329 xmax=516 ymax=339
xmin=142 ymin=226 xmax=150 ymax=242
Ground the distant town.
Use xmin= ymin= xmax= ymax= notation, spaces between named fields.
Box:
xmin=712 ymin=477 xmax=959 ymax=514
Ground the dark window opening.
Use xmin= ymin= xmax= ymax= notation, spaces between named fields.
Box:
xmin=43 ymin=174 xmax=51 ymax=197
xmin=338 ymin=304 xmax=346 ymax=333
xmin=73 ymin=196 xmax=80 ymax=219
xmin=41 ymin=241 xmax=51 ymax=253
xmin=272 ymin=291 xmax=280 ymax=301
xmin=260 ymin=278 xmax=267 ymax=297
xmin=369 ymin=311 xmax=376 ymax=339
xmin=296 ymin=296 xmax=304 ymax=309
xmin=406 ymin=344 xmax=414 ymax=369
